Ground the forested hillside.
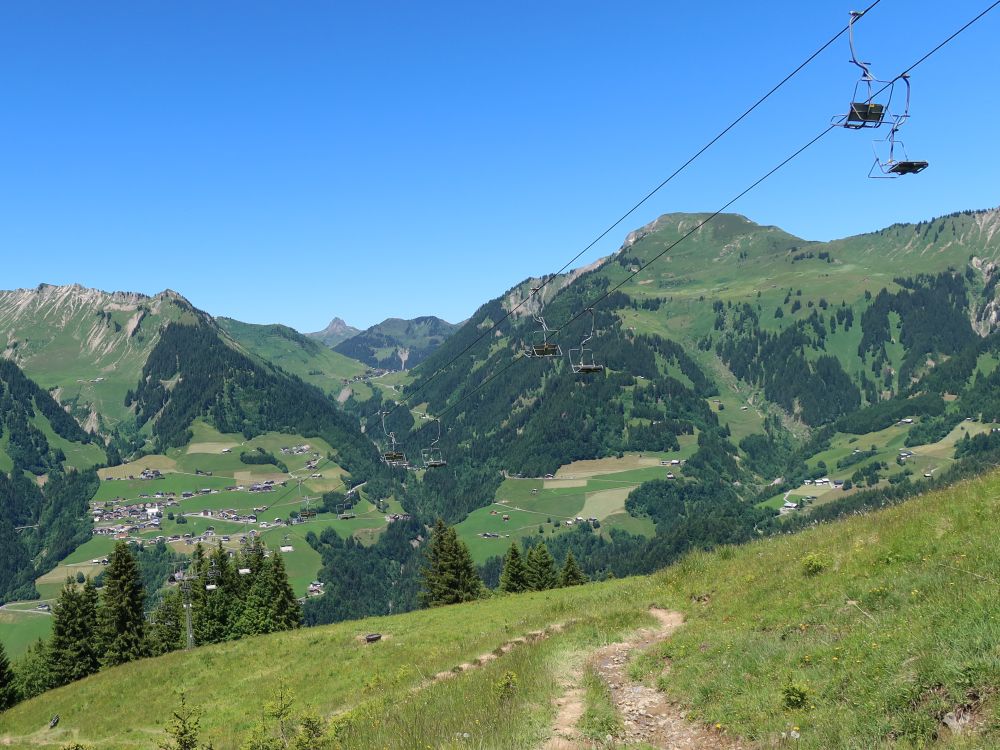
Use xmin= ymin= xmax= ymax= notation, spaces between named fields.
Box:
xmin=333 ymin=315 xmax=459 ymax=370
xmin=327 ymin=207 xmax=1000 ymax=600
xmin=126 ymin=321 xmax=385 ymax=484
xmin=0 ymin=360 xmax=103 ymax=602
xmin=217 ymin=317 xmax=366 ymax=396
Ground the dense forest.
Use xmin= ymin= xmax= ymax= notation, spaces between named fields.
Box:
xmin=126 ymin=322 xmax=386 ymax=485
xmin=0 ymin=467 xmax=99 ymax=603
xmin=0 ymin=361 xmax=102 ymax=603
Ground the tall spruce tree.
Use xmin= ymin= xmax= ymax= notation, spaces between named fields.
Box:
xmin=525 ymin=543 xmax=558 ymax=591
xmin=98 ymin=541 xmax=146 ymax=666
xmin=420 ymin=519 xmax=483 ymax=606
xmin=265 ymin=551 xmax=301 ymax=630
xmin=195 ymin=544 xmax=238 ymax=643
xmin=231 ymin=563 xmax=274 ymax=637
xmin=150 ymin=589 xmax=186 ymax=655
xmin=558 ymin=551 xmax=588 ymax=587
xmin=48 ymin=576 xmax=100 ymax=685
xmin=0 ymin=640 xmax=17 ymax=710
xmin=499 ymin=542 xmax=528 ymax=593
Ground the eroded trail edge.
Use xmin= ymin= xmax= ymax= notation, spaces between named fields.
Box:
xmin=545 ymin=607 xmax=744 ymax=749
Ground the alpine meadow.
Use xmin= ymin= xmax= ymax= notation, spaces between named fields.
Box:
xmin=2 ymin=1 xmax=1000 ymax=749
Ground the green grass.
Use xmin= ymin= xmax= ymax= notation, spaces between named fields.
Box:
xmin=578 ymin=666 xmax=624 ymax=742
xmin=6 ymin=464 xmax=999 ymax=748
xmin=216 ymin=317 xmax=368 ymax=398
xmin=0 ymin=608 xmax=52 ymax=660
xmin=456 ymin=458 xmax=669 ymax=563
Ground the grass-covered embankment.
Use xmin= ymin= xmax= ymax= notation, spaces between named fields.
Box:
xmin=3 ymin=470 xmax=999 ymax=748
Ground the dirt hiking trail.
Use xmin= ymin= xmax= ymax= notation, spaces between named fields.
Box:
xmin=544 ymin=608 xmax=745 ymax=749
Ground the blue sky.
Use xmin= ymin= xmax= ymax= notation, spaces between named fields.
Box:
xmin=1 ymin=1 xmax=996 ymax=330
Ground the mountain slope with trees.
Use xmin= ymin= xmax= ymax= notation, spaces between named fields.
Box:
xmin=333 ymin=315 xmax=459 ymax=370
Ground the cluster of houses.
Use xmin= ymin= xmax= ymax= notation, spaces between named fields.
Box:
xmin=781 ymin=496 xmax=817 ymax=513
xmin=92 ymin=499 xmax=169 ymax=538
xmin=802 ymin=477 xmax=845 ymax=489
xmin=249 ymin=481 xmax=282 ymax=493
xmin=194 ymin=508 xmax=259 ymax=525
xmin=385 ymin=513 xmax=412 ymax=523
xmin=279 ymin=444 xmax=314 ymax=456
xmin=104 ymin=468 xmax=164 ymax=482
xmin=340 ymin=368 xmax=391 ymax=388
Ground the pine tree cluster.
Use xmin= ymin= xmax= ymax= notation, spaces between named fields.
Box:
xmin=499 ymin=542 xmax=587 ymax=593
xmin=3 ymin=538 xmax=301 ymax=710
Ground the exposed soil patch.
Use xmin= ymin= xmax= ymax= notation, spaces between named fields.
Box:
xmin=542 ymin=608 xmax=745 ymax=749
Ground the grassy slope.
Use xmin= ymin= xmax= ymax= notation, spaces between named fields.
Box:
xmin=3 ymin=469 xmax=998 ymax=748
xmin=606 ymin=210 xmax=1000 ymax=437
xmin=217 ymin=317 xmax=367 ymax=398
xmin=0 ymin=607 xmax=52 ymax=660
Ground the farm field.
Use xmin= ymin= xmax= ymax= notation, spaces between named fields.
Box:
xmin=0 ymin=606 xmax=52 ymax=660
xmin=457 ymin=453 xmax=673 ymax=564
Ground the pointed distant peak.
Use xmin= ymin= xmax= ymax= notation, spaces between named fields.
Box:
xmin=308 ymin=317 xmax=361 ymax=348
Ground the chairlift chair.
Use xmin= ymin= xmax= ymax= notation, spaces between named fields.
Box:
xmin=379 ymin=410 xmax=408 ymax=466
xmin=837 ymin=11 xmax=893 ymax=129
xmin=569 ymin=308 xmax=604 ymax=375
xmin=523 ymin=285 xmax=563 ymax=358
xmin=868 ymin=75 xmax=928 ymax=178
xmin=421 ymin=419 xmax=448 ymax=468
xmin=526 ymin=325 xmax=562 ymax=358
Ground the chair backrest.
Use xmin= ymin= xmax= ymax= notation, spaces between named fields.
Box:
xmin=848 ymin=102 xmax=884 ymax=123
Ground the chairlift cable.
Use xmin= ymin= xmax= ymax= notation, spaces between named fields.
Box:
xmin=555 ymin=0 xmax=1000 ymax=335
xmin=380 ymin=2 xmax=883 ymax=422
xmin=430 ymin=0 xmax=1000 ymax=425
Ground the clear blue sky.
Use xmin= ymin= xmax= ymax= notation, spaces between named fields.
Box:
xmin=1 ymin=1 xmax=996 ymax=330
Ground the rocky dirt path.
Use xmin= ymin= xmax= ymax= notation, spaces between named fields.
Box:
xmin=544 ymin=608 xmax=744 ymax=749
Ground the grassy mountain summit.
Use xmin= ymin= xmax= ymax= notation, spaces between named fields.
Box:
xmin=333 ymin=315 xmax=460 ymax=370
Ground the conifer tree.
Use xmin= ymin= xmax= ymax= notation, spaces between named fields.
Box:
xmin=558 ymin=551 xmax=588 ymax=587
xmin=13 ymin=638 xmax=51 ymax=700
xmin=0 ymin=640 xmax=17 ymax=711
xmin=420 ymin=519 xmax=483 ymax=606
xmin=159 ymin=692 xmax=211 ymax=750
xmin=196 ymin=544 xmax=238 ymax=643
xmin=266 ymin=551 xmax=302 ymax=630
xmin=499 ymin=542 xmax=528 ymax=593
xmin=525 ymin=543 xmax=558 ymax=591
xmin=48 ymin=576 xmax=100 ymax=685
xmin=98 ymin=541 xmax=146 ymax=666
xmin=150 ymin=589 xmax=186 ymax=655
xmin=231 ymin=564 xmax=274 ymax=637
